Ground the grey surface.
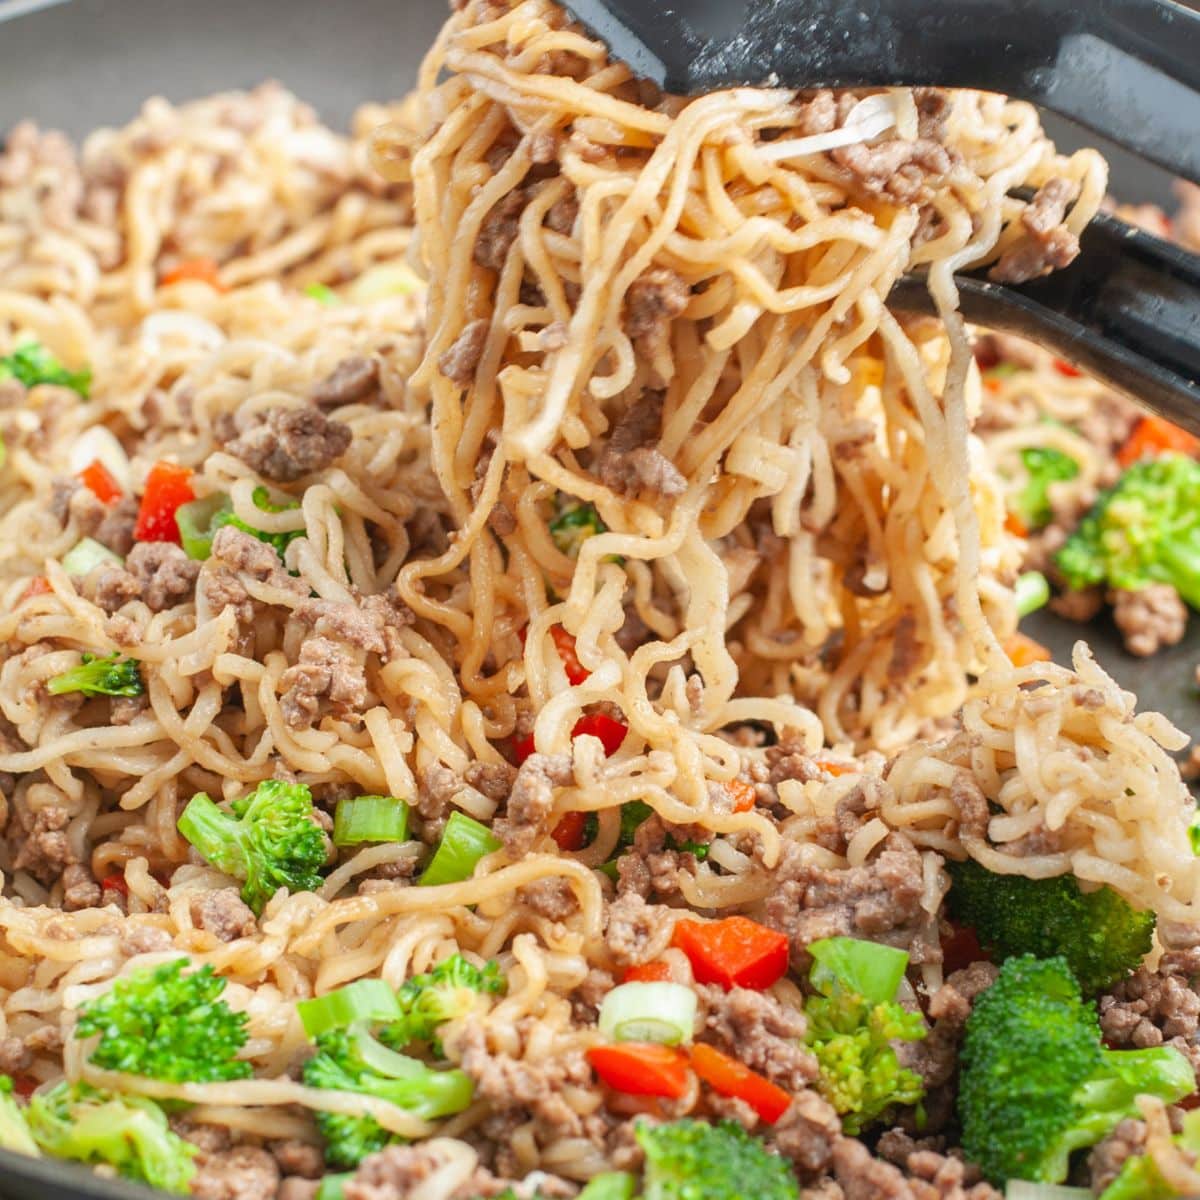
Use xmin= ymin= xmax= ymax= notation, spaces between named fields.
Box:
xmin=0 ymin=2 xmax=1195 ymax=1198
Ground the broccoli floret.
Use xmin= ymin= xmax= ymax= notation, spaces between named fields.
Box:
xmin=75 ymin=957 xmax=250 ymax=1083
xmin=959 ymin=955 xmax=1195 ymax=1186
xmin=1056 ymin=454 xmax=1200 ymax=608
xmin=46 ymin=653 xmax=143 ymax=698
xmin=635 ymin=1118 xmax=799 ymax=1200
xmin=178 ymin=779 xmax=326 ymax=914
xmin=0 ymin=1076 xmax=38 ymax=1157
xmin=26 ymin=1081 xmax=196 ymax=1193
xmin=947 ymin=859 xmax=1155 ymax=993
xmin=212 ymin=486 xmax=304 ymax=560
xmin=803 ymin=937 xmax=927 ymax=1135
xmin=303 ymin=1027 xmax=474 ymax=1167
xmin=0 ymin=341 xmax=90 ymax=396
xmin=1099 ymin=1109 xmax=1200 ymax=1199
xmin=550 ymin=499 xmax=607 ymax=558
xmin=380 ymin=954 xmax=504 ymax=1053
xmin=1013 ymin=446 xmax=1080 ymax=531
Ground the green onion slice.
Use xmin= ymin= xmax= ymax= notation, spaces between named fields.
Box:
xmin=175 ymin=494 xmax=233 ymax=561
xmin=297 ymin=979 xmax=402 ymax=1039
xmin=303 ymin=282 xmax=341 ymax=306
xmin=578 ymin=1175 xmax=637 ymax=1200
xmin=598 ymin=981 xmax=697 ymax=1046
xmin=1015 ymin=570 xmax=1051 ymax=618
xmin=333 ymin=796 xmax=409 ymax=847
xmin=808 ymin=936 xmax=909 ymax=1004
xmin=419 ymin=811 xmax=501 ymax=887
xmin=315 ymin=1174 xmax=352 ymax=1200
xmin=61 ymin=537 xmax=123 ymax=577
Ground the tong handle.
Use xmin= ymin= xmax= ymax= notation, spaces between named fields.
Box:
xmin=565 ymin=0 xmax=1200 ymax=181
xmin=892 ymin=212 xmax=1200 ymax=431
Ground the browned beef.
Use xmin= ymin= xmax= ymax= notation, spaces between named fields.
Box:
xmin=474 ymin=189 xmax=527 ymax=273
xmin=224 ymin=407 xmax=351 ymax=482
xmin=190 ymin=888 xmax=257 ymax=942
xmin=189 ymin=1144 xmax=280 ymax=1200
xmin=126 ymin=541 xmax=200 ymax=611
xmin=989 ymin=178 xmax=1081 ymax=284
xmin=438 ymin=318 xmax=490 ymax=385
xmin=1099 ymin=948 xmax=1200 ymax=1075
xmin=597 ymin=389 xmax=686 ymax=498
xmin=700 ymin=984 xmax=816 ymax=1092
xmin=311 ymin=355 xmax=380 ymax=409
xmin=279 ymin=637 xmax=368 ymax=728
xmin=493 ymin=752 xmax=573 ymax=857
xmin=1111 ymin=584 xmax=1188 ymax=657
xmin=604 ymin=892 xmax=676 ymax=966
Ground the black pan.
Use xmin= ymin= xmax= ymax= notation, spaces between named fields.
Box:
xmin=0 ymin=1 xmax=1195 ymax=1196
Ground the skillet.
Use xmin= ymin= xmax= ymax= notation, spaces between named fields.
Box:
xmin=0 ymin=0 xmax=1195 ymax=1195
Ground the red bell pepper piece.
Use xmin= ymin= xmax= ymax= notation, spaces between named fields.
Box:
xmin=100 ymin=872 xmax=130 ymax=897
xmin=10 ymin=1074 xmax=37 ymax=1099
xmin=78 ymin=458 xmax=123 ymax=505
xmin=20 ymin=576 xmax=52 ymax=601
xmin=1052 ymin=357 xmax=1083 ymax=379
xmin=623 ymin=960 xmax=672 ymax=983
xmin=690 ymin=1043 xmax=792 ymax=1124
xmin=1117 ymin=414 xmax=1200 ymax=468
xmin=160 ymin=257 xmax=226 ymax=291
xmin=571 ymin=712 xmax=628 ymax=756
xmin=672 ymin=916 xmax=790 ymax=991
xmin=514 ymin=711 xmax=629 ymax=765
xmin=133 ymin=461 xmax=195 ymax=544
xmin=551 ymin=624 xmax=590 ymax=685
xmin=551 ymin=811 xmax=590 ymax=851
xmin=940 ymin=922 xmax=989 ymax=976
xmin=587 ymin=1043 xmax=690 ymax=1099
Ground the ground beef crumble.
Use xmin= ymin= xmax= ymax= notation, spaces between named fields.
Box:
xmin=1111 ymin=583 xmax=1188 ymax=657
xmin=223 ymin=406 xmax=351 ymax=482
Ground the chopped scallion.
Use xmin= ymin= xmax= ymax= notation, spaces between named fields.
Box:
xmin=61 ymin=537 xmax=122 ymax=577
xmin=419 ymin=811 xmax=501 ymax=887
xmin=175 ymin=494 xmax=232 ymax=561
xmin=598 ymin=981 xmax=697 ymax=1046
xmin=303 ymin=282 xmax=341 ymax=306
xmin=1015 ymin=570 xmax=1051 ymax=618
xmin=315 ymin=1174 xmax=352 ymax=1200
xmin=578 ymin=1174 xmax=638 ymax=1200
xmin=333 ymin=796 xmax=409 ymax=847
xmin=297 ymin=979 xmax=403 ymax=1040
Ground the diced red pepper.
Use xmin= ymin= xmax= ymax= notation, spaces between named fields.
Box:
xmin=587 ymin=1043 xmax=690 ymax=1099
xmin=133 ymin=461 xmax=195 ymax=544
xmin=79 ymin=458 xmax=123 ymax=505
xmin=940 ymin=922 xmax=988 ymax=975
xmin=551 ymin=625 xmax=590 ymax=685
xmin=1179 ymin=1090 xmax=1200 ymax=1111
xmin=20 ymin=576 xmax=52 ymax=601
xmin=690 ymin=1043 xmax=792 ymax=1124
xmin=551 ymin=811 xmax=590 ymax=852
xmin=100 ymin=872 xmax=130 ymax=897
xmin=1052 ymin=358 xmax=1083 ymax=378
xmin=514 ymin=711 xmax=629 ymax=765
xmin=623 ymin=960 xmax=673 ymax=984
xmin=725 ymin=779 xmax=757 ymax=813
xmin=814 ymin=759 xmax=857 ymax=778
xmin=672 ymin=916 xmax=789 ymax=992
xmin=10 ymin=1074 xmax=37 ymax=1099
xmin=1117 ymin=414 xmax=1200 ymax=468
xmin=160 ymin=257 xmax=226 ymax=290
xmin=571 ymin=712 xmax=628 ymax=756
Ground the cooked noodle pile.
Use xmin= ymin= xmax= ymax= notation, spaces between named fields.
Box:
xmin=0 ymin=2 xmax=1194 ymax=1195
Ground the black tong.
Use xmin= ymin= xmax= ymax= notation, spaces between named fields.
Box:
xmin=565 ymin=0 xmax=1200 ymax=430
xmin=893 ymin=210 xmax=1200 ymax=426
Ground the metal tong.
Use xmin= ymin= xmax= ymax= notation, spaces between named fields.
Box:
xmin=564 ymin=0 xmax=1200 ymax=429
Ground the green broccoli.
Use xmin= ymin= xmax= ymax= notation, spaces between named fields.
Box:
xmin=303 ymin=1027 xmax=474 ymax=1167
xmin=1013 ymin=446 xmax=1080 ymax=531
xmin=959 ymin=955 xmax=1195 ymax=1186
xmin=946 ymin=859 xmax=1154 ymax=993
xmin=803 ymin=936 xmax=927 ymax=1135
xmin=26 ymin=1081 xmax=197 ymax=1193
xmin=0 ymin=341 xmax=90 ymax=397
xmin=635 ymin=1118 xmax=799 ymax=1200
xmin=550 ymin=498 xmax=607 ymax=558
xmin=1056 ymin=454 xmax=1200 ymax=608
xmin=1099 ymin=1108 xmax=1200 ymax=1199
xmin=212 ymin=486 xmax=304 ymax=560
xmin=598 ymin=802 xmax=710 ymax=879
xmin=380 ymin=954 xmax=504 ymax=1053
xmin=47 ymin=653 xmax=143 ymax=698
xmin=75 ymin=957 xmax=250 ymax=1083
xmin=0 ymin=1076 xmax=38 ymax=1157
xmin=178 ymin=778 xmax=326 ymax=914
